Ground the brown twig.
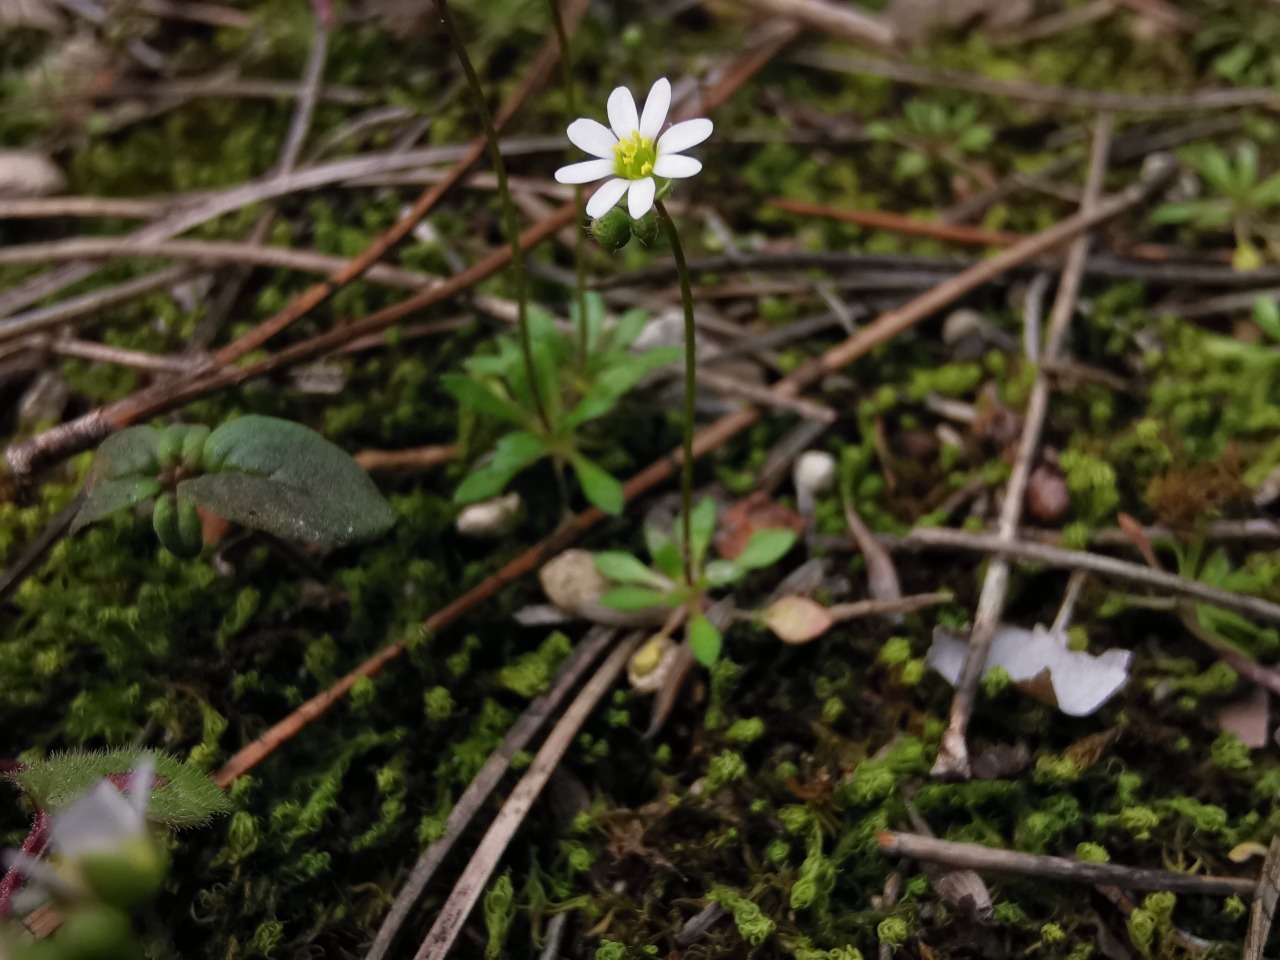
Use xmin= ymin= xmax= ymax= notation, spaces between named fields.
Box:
xmin=878 ymin=832 xmax=1256 ymax=898
xmin=410 ymin=633 xmax=641 ymax=960
xmin=353 ymin=445 xmax=457 ymax=472
xmin=0 ymin=198 xmax=169 ymax=220
xmin=798 ymin=50 xmax=1279 ymax=112
xmin=933 ymin=113 xmax=1111 ymax=781
xmin=897 ymin=527 xmax=1280 ymax=627
xmin=694 ymin=367 xmax=836 ymax=423
xmin=732 ymin=0 xmax=896 ymax=49
xmin=1244 ymin=838 xmax=1280 ymax=960
xmin=768 ymin=198 xmax=1021 ymax=247
xmin=0 ymin=266 xmax=196 ymax=343
xmin=363 ymin=628 xmax=621 ymax=960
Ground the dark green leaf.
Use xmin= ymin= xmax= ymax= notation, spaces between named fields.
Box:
xmin=599 ymin=586 xmax=671 ymax=612
xmin=608 ymin=308 xmax=651 ymax=351
xmin=188 ymin=416 xmax=394 ymax=544
xmin=688 ymin=615 xmax=722 ymax=666
xmin=571 ymin=456 xmax=624 ymax=515
xmin=71 ymin=477 xmax=162 ymax=533
xmin=441 ymin=374 xmax=525 ymax=425
xmin=85 ymin=426 xmax=160 ymax=485
xmin=688 ymin=498 xmax=717 ymax=570
xmin=734 ymin=529 xmax=798 ymax=571
xmin=594 ymin=551 xmax=666 ymax=587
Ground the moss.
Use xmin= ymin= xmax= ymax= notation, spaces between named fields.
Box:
xmin=875 ymin=916 xmax=910 ymax=948
xmin=708 ymin=885 xmax=776 ymax=946
xmin=1075 ymin=842 xmax=1109 ymax=864
xmin=706 ymin=751 xmax=748 ymax=790
xmin=725 ymin=717 xmax=765 ymax=743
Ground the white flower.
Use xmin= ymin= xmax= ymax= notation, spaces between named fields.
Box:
xmin=51 ymin=759 xmax=154 ymax=860
xmin=555 ymin=77 xmax=713 ymax=221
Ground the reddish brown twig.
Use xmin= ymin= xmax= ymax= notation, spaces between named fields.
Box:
xmin=768 ymin=198 xmax=1021 ymax=248
xmin=353 ymin=445 xmax=457 ymax=472
xmin=213 ymin=155 xmax=1174 ymax=787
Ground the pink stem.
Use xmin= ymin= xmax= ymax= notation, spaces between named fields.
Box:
xmin=0 ymin=811 xmax=50 ymax=917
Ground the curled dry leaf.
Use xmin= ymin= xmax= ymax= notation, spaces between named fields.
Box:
xmin=1026 ymin=463 xmax=1070 ymax=522
xmin=927 ymin=624 xmax=1131 ymax=716
xmin=762 ymin=595 xmax=834 ymax=644
xmin=627 ymin=633 xmax=679 ymax=695
xmin=1216 ymin=685 xmax=1270 ymax=749
xmin=0 ymin=151 xmax=65 ymax=199
xmin=714 ymin=492 xmax=805 ymax=561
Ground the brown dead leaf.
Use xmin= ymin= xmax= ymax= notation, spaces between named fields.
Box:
xmin=763 ymin=595 xmax=835 ymax=644
xmin=714 ymin=491 xmax=805 ymax=561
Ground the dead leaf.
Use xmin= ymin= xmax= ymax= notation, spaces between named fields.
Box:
xmin=762 ymin=595 xmax=834 ymax=644
xmin=927 ymin=624 xmax=1132 ymax=716
xmin=1217 ymin=685 xmax=1270 ymax=749
xmin=714 ymin=492 xmax=805 ymax=561
xmin=0 ymin=151 xmax=65 ymax=199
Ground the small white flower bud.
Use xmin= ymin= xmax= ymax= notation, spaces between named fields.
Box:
xmin=455 ymin=493 xmax=521 ymax=538
xmin=793 ymin=451 xmax=837 ymax=496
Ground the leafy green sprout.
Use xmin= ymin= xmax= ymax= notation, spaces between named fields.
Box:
xmin=1150 ymin=142 xmax=1280 ymax=269
xmin=444 ymin=292 xmax=678 ymax=515
xmin=866 ymin=99 xmax=993 ymax=185
xmin=593 ymin=498 xmax=797 ymax=665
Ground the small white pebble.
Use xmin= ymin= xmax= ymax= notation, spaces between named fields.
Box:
xmin=793 ymin=450 xmax=837 ymax=496
xmin=455 ymin=493 xmax=521 ymax=537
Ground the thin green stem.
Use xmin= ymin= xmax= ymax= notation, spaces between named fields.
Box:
xmin=433 ymin=0 xmax=551 ymax=433
xmin=545 ymin=0 xmax=589 ymax=367
xmin=654 ymin=198 xmax=696 ymax=587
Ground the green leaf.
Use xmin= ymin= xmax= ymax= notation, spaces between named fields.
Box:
xmin=1149 ymin=202 xmax=1206 ymax=225
xmin=894 ymin=150 xmax=929 ymax=182
xmin=688 ymin=615 xmax=723 ymax=666
xmin=646 ymin=526 xmax=683 ymax=580
xmin=594 ymin=551 xmax=666 ymax=587
xmin=958 ymin=125 xmax=993 ymax=153
xmin=703 ymin=559 xmax=742 ymax=587
xmin=608 ymin=307 xmax=651 ymax=351
xmin=571 ymin=456 xmax=624 ymax=515
xmin=566 ymin=386 xmax=619 ymax=429
xmin=9 ymin=750 xmax=232 ymax=827
xmin=186 ymin=416 xmax=394 ymax=544
xmin=454 ymin=461 xmax=519 ymax=504
xmin=442 ymin=374 xmax=525 ymax=426
xmin=599 ymin=586 xmax=670 ymax=612
xmin=490 ymin=430 xmax=548 ymax=474
xmin=687 ymin=498 xmax=717 ymax=570
xmin=530 ymin=339 xmax=562 ymax=422
xmin=85 ymin=426 xmax=160 ymax=484
xmin=1235 ymin=142 xmax=1260 ymax=194
xmin=734 ymin=529 xmax=798 ymax=571
xmin=71 ymin=477 xmax=162 ymax=533
xmin=571 ymin=291 xmax=607 ymax=353
xmin=1196 ymin=146 xmax=1240 ymax=197
xmin=1253 ymin=296 xmax=1280 ymax=341
xmin=1250 ymin=170 xmax=1280 ymax=208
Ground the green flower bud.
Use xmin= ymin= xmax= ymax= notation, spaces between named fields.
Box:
xmin=55 ymin=905 xmax=140 ymax=960
xmin=590 ymin=207 xmax=631 ymax=251
xmin=631 ymin=213 xmax=659 ymax=246
xmin=180 ymin=426 xmax=211 ymax=472
xmin=155 ymin=425 xmax=190 ymax=470
xmin=77 ymin=836 xmax=169 ymax=911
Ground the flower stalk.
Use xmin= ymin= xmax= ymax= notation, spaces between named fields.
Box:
xmin=653 ymin=198 xmax=697 ymax=587
xmin=433 ymin=0 xmax=551 ymax=432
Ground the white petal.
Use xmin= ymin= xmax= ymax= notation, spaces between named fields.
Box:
xmin=555 ymin=158 xmax=614 ymax=185
xmin=607 ymin=86 xmax=639 ymax=139
xmin=566 ymin=118 xmax=617 ymax=159
xmin=652 ymin=154 xmax=702 ymax=179
xmin=657 ymin=118 xmax=713 ymax=156
xmin=638 ymin=78 xmax=671 ymax=141
xmin=52 ymin=781 xmax=139 ymax=858
xmin=585 ymin=178 xmax=629 ymax=219
xmin=1 ymin=851 xmax=74 ymax=900
xmin=627 ymin=177 xmax=656 ymax=220
xmin=128 ymin=757 xmax=155 ymax=824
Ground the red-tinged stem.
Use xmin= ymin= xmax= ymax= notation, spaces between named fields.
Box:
xmin=0 ymin=811 xmax=50 ymax=917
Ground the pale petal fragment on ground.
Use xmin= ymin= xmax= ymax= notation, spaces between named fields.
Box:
xmin=927 ymin=624 xmax=1131 ymax=716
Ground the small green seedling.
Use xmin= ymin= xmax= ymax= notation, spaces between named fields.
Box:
xmin=72 ymin=415 xmax=395 ymax=557
xmin=445 ymin=293 xmax=678 ymax=514
xmin=594 ymin=498 xmax=797 ymax=665
xmin=1150 ymin=142 xmax=1280 ymax=269
xmin=866 ymin=99 xmax=993 ymax=185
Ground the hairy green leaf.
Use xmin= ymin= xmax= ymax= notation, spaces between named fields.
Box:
xmin=71 ymin=477 xmax=162 ymax=533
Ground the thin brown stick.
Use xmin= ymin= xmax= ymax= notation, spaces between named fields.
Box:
xmin=353 ymin=445 xmax=457 ymax=472
xmin=364 ymin=627 xmax=621 ymax=960
xmin=411 ymin=633 xmax=641 ymax=960
xmin=49 ymin=339 xmax=191 ymax=372
xmin=1245 ymin=838 xmax=1280 ymax=960
xmin=878 ymin=832 xmax=1256 ymax=898
xmin=135 ymin=0 xmax=253 ymax=28
xmin=0 ymin=266 xmax=195 ymax=342
xmin=935 ymin=115 xmax=1112 ymax=780
xmin=898 ymin=527 xmax=1280 ymax=626
xmin=694 ymin=367 xmax=836 ymax=423
xmin=799 ymin=50 xmax=1279 ymax=112
xmin=733 ymin=0 xmax=896 ymax=48
xmin=768 ymin=198 xmax=1022 ymax=247
xmin=0 ymin=198 xmax=169 ymax=220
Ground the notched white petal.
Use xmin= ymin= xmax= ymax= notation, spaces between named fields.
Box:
xmin=556 ymin=158 xmax=614 ymax=185
xmin=927 ymin=624 xmax=1131 ymax=717
xmin=627 ymin=177 xmax=657 ymax=219
xmin=652 ymin=155 xmax=702 ymax=179
xmin=638 ymin=78 xmax=671 ymax=140
xmin=566 ymin=118 xmax=617 ymax=159
xmin=607 ymin=86 xmax=639 ymax=139
xmin=585 ymin=177 xmax=629 ymax=219
xmin=52 ymin=781 xmax=141 ymax=858
xmin=657 ymin=118 xmax=713 ymax=156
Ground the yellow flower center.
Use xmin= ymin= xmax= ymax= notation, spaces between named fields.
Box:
xmin=613 ymin=130 xmax=657 ymax=180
